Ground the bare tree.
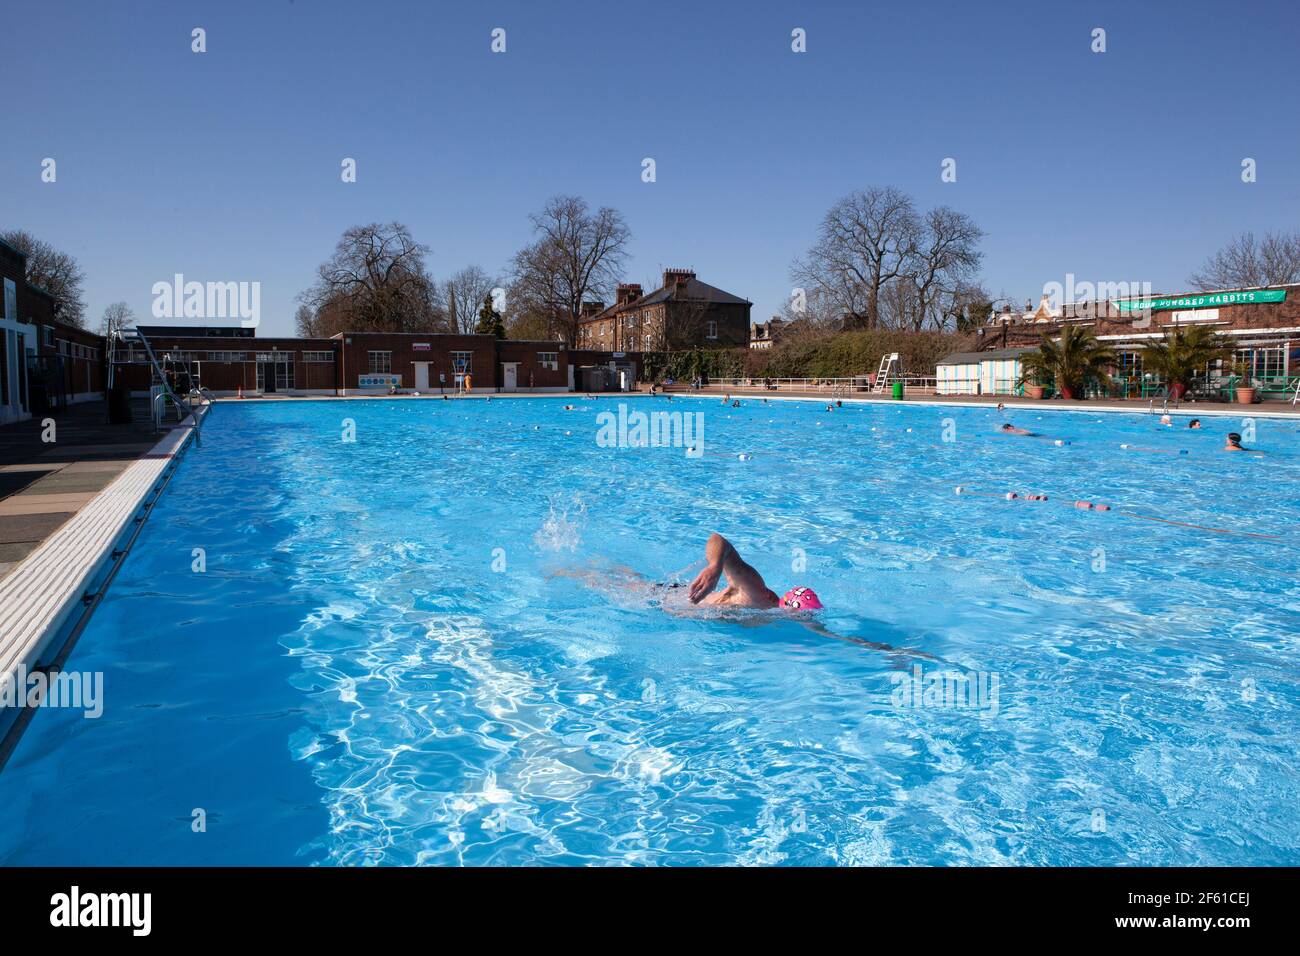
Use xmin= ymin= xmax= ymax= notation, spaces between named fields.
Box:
xmin=504 ymin=307 xmax=556 ymax=341
xmin=791 ymin=187 xmax=920 ymax=329
xmin=440 ymin=266 xmax=499 ymax=334
xmin=0 ymin=229 xmax=88 ymax=327
xmin=949 ymin=282 xmax=995 ymax=331
xmin=294 ymin=303 xmax=321 ymax=337
xmin=509 ymin=195 xmax=631 ymax=346
xmin=99 ymin=301 xmax=135 ymax=337
xmin=298 ymin=222 xmax=443 ymax=337
xmin=1188 ymin=231 xmax=1300 ymax=290
xmin=792 ymin=190 xmax=986 ymax=332
xmin=778 ymin=284 xmax=850 ymax=332
xmin=905 ymin=206 xmax=984 ymax=330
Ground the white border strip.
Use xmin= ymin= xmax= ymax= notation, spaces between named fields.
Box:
xmin=663 ymin=393 xmax=1300 ymax=419
xmin=0 ymin=416 xmax=201 ymax=702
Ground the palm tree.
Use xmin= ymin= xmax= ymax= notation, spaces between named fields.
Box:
xmin=1018 ymin=325 xmax=1116 ymax=400
xmin=1140 ymin=326 xmax=1232 ymax=398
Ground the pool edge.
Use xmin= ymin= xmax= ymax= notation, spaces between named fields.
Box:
xmin=0 ymin=406 xmax=208 ymax=763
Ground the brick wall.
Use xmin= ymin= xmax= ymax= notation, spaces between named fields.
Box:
xmin=116 ymin=335 xmax=338 ymax=394
xmin=38 ymin=315 xmax=106 ymax=399
xmin=495 ymin=340 xmax=568 ymax=389
xmin=335 ymin=332 xmax=498 ymax=391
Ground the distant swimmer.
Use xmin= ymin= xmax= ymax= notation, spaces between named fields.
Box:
xmin=1189 ymin=419 xmax=1202 ymax=429
xmin=1000 ymin=423 xmax=1036 ymax=437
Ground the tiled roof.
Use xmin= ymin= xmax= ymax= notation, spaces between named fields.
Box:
xmin=582 ymin=277 xmax=750 ymax=324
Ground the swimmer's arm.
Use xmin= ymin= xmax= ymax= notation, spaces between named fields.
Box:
xmin=690 ymin=533 xmax=769 ymax=604
xmin=799 ymin=619 xmax=940 ymax=661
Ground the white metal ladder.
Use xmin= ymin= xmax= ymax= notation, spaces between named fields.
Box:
xmin=111 ymin=328 xmax=207 ymax=444
xmin=872 ymin=353 xmax=899 ymax=394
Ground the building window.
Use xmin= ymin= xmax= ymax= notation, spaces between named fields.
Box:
xmin=43 ymin=326 xmax=55 ymax=348
xmin=302 ymin=351 xmax=333 ymax=363
xmin=1234 ymin=345 xmax=1285 ymax=381
xmin=538 ymin=352 xmax=558 ymax=371
xmin=451 ymin=350 xmax=473 ymax=371
xmin=368 ymin=351 xmax=392 ymax=374
xmin=706 ymin=320 xmax=717 ymax=339
xmin=207 ymin=351 xmax=247 ymax=363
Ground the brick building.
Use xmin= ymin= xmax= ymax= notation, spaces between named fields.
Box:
xmin=576 ymin=269 xmax=751 ymax=352
xmin=966 ymin=283 xmax=1300 ymax=398
xmin=113 ymin=330 xmax=573 ymax=395
xmin=1 ymin=238 xmax=107 ymax=422
xmin=37 ymin=307 xmax=106 ymax=407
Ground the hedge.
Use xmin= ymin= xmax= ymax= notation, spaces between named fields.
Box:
xmin=642 ymin=330 xmax=972 ymax=382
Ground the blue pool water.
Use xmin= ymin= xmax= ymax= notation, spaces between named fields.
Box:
xmin=1 ymin=396 xmax=1297 ymax=866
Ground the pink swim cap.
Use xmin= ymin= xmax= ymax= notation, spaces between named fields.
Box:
xmin=782 ymin=586 xmax=824 ymax=610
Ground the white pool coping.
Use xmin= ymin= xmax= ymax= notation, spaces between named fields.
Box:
xmin=220 ymin=390 xmax=1300 ymax=419
xmin=0 ymin=413 xmax=203 ymax=718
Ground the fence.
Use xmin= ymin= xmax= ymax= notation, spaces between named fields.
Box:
xmin=683 ymin=376 xmax=940 ymax=395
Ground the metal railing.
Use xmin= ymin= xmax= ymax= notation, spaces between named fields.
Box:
xmin=694 ymin=375 xmax=939 ymax=394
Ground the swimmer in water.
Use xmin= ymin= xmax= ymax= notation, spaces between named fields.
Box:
xmin=1188 ymin=418 xmax=1202 ymax=429
xmin=1223 ymin=432 xmax=1252 ymax=452
xmin=686 ymin=533 xmax=821 ymax=609
xmin=553 ymin=534 xmax=940 ymax=657
xmin=1160 ymin=414 xmax=1172 ymax=426
xmin=1000 ymin=423 xmax=1035 ymax=436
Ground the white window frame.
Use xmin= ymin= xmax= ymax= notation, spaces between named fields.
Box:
xmin=706 ymin=320 xmax=718 ymax=339
xmin=368 ymin=351 xmax=392 ymax=374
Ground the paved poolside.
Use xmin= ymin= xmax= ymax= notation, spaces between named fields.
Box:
xmin=0 ymin=400 xmax=173 ymax=579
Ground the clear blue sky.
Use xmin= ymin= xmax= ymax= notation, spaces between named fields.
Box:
xmin=4 ymin=0 xmax=1298 ymax=336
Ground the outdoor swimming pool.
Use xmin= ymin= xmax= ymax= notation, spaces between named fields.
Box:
xmin=1 ymin=396 xmax=1297 ymax=865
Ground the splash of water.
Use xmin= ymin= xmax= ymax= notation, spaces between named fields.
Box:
xmin=532 ymin=494 xmax=587 ymax=553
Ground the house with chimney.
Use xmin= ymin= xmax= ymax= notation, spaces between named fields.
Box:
xmin=575 ymin=268 xmax=751 ymax=351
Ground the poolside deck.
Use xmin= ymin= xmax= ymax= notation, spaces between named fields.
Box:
xmin=0 ymin=399 xmax=178 ymax=579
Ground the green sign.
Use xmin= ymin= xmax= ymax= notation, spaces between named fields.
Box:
xmin=1113 ymin=289 xmax=1287 ymax=312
